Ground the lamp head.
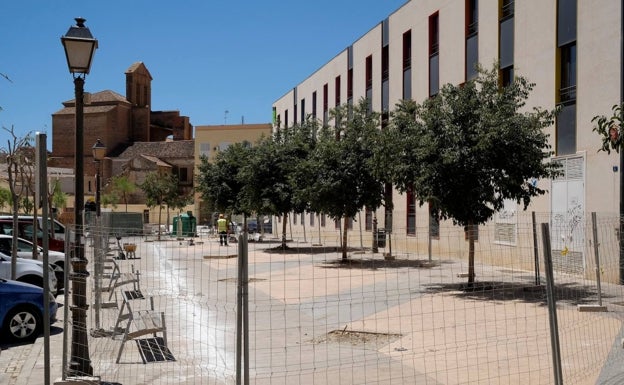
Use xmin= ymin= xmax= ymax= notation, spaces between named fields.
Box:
xmin=61 ymin=17 xmax=98 ymax=75
xmin=92 ymin=138 xmax=106 ymax=160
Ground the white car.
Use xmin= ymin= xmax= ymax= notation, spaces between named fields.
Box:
xmin=0 ymin=234 xmax=65 ymax=290
xmin=0 ymin=252 xmax=58 ymax=295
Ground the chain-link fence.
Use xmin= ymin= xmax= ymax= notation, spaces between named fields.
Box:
xmin=56 ymin=212 xmax=624 ymax=384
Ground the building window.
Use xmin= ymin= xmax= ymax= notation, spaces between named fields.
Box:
xmin=301 ymin=98 xmax=306 ymax=122
xmin=300 ymin=212 xmax=305 ymax=225
xmin=501 ymin=0 xmax=514 ymax=19
xmin=285 ymin=110 xmax=289 ymax=128
xmin=347 ymin=68 xmax=353 ymax=102
xmin=381 ymin=44 xmax=390 ymax=127
xmin=403 ymin=30 xmax=412 ymax=100
xmin=312 ymin=91 xmax=317 ymax=119
xmin=407 ymin=188 xmax=416 ymax=235
xmin=429 ymin=202 xmax=440 ymax=238
xmin=199 ymin=142 xmax=211 ymax=157
xmin=365 ymin=55 xmax=373 ymax=113
xmin=556 ymin=0 xmax=577 ymax=155
xmin=335 ymin=219 xmax=340 ymax=229
xmin=557 ymin=0 xmax=576 ymax=46
xmin=310 ymin=212 xmax=315 ymax=227
xmin=347 ymin=46 xmax=354 ymax=116
xmin=321 ymin=214 xmax=326 ymax=227
xmin=501 ymin=66 xmax=514 ymax=87
xmin=293 ymin=213 xmax=297 ymax=224
xmin=429 ymin=12 xmax=440 ymax=97
xmin=323 ymin=83 xmax=329 ymax=126
xmin=335 ymin=76 xmax=341 ymax=107
xmin=499 ymin=0 xmax=514 ymax=86
xmin=557 ymin=103 xmax=576 ymax=155
xmin=365 ymin=208 xmax=372 ymax=231
xmin=179 ymin=167 xmax=189 ymax=183
xmin=294 ymin=104 xmax=297 ymax=125
xmin=465 ymin=0 xmax=478 ymax=81
xmin=559 ymin=43 xmax=577 ymax=103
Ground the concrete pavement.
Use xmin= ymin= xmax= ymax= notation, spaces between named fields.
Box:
xmin=2 ymin=233 xmax=624 ymax=384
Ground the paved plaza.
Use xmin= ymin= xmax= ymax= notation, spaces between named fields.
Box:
xmin=2 ymin=233 xmax=624 ymax=385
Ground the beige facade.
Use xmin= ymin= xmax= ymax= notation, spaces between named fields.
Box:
xmin=273 ymin=0 xmax=623 ymax=280
xmin=194 ymin=123 xmax=272 ymax=224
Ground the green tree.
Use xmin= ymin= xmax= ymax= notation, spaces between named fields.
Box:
xmin=385 ymin=64 xmax=561 ymax=283
xmin=196 ymin=142 xmax=255 ymax=217
xmin=0 ymin=186 xmax=10 ymax=213
xmin=101 ymin=191 xmax=120 ymax=209
xmin=140 ymin=172 xmax=178 ymax=240
xmin=49 ymin=178 xmax=68 ymax=216
xmin=591 ymin=102 xmax=624 ymax=284
xmin=592 ymin=103 xmax=624 ymax=153
xmin=20 ymin=196 xmax=33 ymax=214
xmin=110 ymin=175 xmax=135 ymax=212
xmin=306 ymin=100 xmax=385 ymax=260
xmin=244 ymin=121 xmax=317 ymax=248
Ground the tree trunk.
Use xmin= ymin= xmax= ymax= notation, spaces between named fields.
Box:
xmin=468 ymin=220 xmax=476 ymax=283
xmin=342 ymin=217 xmax=349 ymax=260
xmin=157 ymin=205 xmax=163 ymax=241
xmin=281 ymin=212 xmax=288 ymax=249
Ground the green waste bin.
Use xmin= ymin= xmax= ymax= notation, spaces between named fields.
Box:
xmin=172 ymin=213 xmax=197 ymax=237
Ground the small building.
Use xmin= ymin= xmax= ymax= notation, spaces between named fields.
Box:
xmin=194 ymin=123 xmax=272 ymax=224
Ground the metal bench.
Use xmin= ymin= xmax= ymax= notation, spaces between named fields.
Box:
xmin=113 ymin=290 xmax=168 ymax=364
xmin=100 ymin=258 xmax=141 ymax=302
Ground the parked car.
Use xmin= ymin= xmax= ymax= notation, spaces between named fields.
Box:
xmin=0 ymin=252 xmax=58 ymax=295
xmin=0 ymin=279 xmax=58 ymax=342
xmin=0 ymin=235 xmax=65 ymax=290
xmin=0 ymin=215 xmax=66 ymax=241
xmin=0 ymin=217 xmax=65 ymax=252
xmin=246 ymin=218 xmax=272 ymax=234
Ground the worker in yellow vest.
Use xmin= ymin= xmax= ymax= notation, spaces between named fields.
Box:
xmin=217 ymin=214 xmax=228 ymax=246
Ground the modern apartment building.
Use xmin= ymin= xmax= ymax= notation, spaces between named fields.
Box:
xmin=273 ymin=0 xmax=623 ymax=279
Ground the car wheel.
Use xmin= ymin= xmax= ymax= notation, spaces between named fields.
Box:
xmin=2 ymin=305 xmax=42 ymax=342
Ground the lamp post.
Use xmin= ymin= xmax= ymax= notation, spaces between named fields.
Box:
xmin=92 ymin=139 xmax=106 ymax=217
xmin=91 ymin=139 xmax=106 ymax=334
xmin=61 ymin=17 xmax=98 ymax=377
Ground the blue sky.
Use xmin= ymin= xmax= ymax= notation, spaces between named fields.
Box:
xmin=0 ymin=1 xmax=407 ymax=142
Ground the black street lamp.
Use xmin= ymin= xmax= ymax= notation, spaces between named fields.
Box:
xmin=92 ymin=139 xmax=106 ymax=217
xmin=61 ymin=17 xmax=98 ymax=377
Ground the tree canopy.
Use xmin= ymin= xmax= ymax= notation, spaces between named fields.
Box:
xmin=140 ymin=172 xmax=179 ymax=240
xmin=243 ymin=121 xmax=317 ymax=248
xmin=306 ymin=100 xmax=385 ymax=259
xmin=196 ymin=142 xmax=255 ymax=217
xmin=384 ymin=64 xmax=561 ymax=282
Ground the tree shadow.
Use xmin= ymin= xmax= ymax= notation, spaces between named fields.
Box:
xmin=423 ymin=281 xmax=614 ymax=306
xmin=263 ymin=245 xmax=350 ymax=255
xmin=320 ymin=257 xmax=442 ymax=270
